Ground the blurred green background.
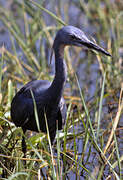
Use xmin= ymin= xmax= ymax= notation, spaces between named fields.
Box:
xmin=0 ymin=0 xmax=122 ymax=179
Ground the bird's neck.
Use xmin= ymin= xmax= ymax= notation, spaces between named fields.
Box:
xmin=48 ymin=45 xmax=67 ymax=102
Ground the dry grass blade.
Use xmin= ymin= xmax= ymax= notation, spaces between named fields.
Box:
xmin=104 ymin=83 xmax=123 ymax=154
xmin=44 ymin=113 xmax=56 ymax=179
xmin=3 ymin=47 xmax=27 ymax=76
xmin=0 ymin=0 xmax=122 ymax=179
xmin=0 ymin=153 xmax=47 ymax=163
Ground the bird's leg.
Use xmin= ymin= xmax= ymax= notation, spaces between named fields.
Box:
xmin=22 ymin=136 xmax=26 ymax=156
xmin=22 ymin=128 xmax=27 ymax=165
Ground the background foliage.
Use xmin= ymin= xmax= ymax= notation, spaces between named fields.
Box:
xmin=0 ymin=0 xmax=123 ymax=179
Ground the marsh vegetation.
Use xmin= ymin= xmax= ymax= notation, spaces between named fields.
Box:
xmin=0 ymin=0 xmax=123 ymax=179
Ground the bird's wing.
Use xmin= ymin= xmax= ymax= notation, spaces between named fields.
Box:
xmin=18 ymin=80 xmax=51 ymax=98
xmin=11 ymin=92 xmax=34 ymax=127
xmin=11 ymin=80 xmax=51 ymax=128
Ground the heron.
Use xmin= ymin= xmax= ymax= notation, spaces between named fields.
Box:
xmin=11 ymin=26 xmax=111 ymax=155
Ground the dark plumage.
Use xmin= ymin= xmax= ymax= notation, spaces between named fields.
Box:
xmin=11 ymin=26 xmax=111 ymax=153
xmin=11 ymin=80 xmax=66 ymax=143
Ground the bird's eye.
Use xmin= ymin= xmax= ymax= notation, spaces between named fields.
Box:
xmin=70 ymin=35 xmax=77 ymax=40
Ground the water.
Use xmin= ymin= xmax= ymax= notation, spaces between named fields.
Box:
xmin=0 ymin=0 xmax=122 ymax=179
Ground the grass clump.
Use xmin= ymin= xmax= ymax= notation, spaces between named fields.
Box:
xmin=0 ymin=0 xmax=122 ymax=179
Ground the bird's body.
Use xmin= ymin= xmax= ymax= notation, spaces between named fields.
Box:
xmin=11 ymin=57 xmax=67 ymax=143
xmin=11 ymin=26 xmax=111 ymax=149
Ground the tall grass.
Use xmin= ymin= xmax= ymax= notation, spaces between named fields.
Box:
xmin=0 ymin=0 xmax=122 ymax=179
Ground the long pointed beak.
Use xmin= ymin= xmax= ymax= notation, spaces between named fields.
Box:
xmin=78 ymin=35 xmax=111 ymax=57
xmin=82 ymin=40 xmax=111 ymax=56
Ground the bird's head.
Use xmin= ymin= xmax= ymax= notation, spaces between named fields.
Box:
xmin=53 ymin=26 xmax=111 ymax=56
